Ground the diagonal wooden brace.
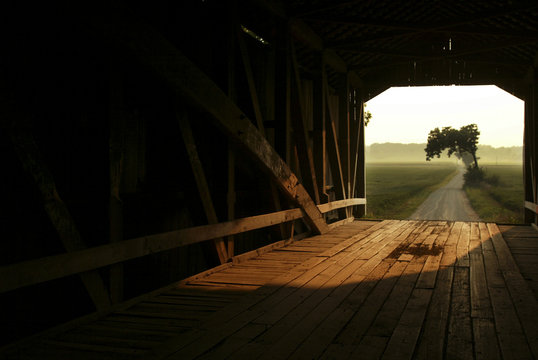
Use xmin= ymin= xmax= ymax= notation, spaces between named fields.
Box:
xmin=89 ymin=13 xmax=328 ymax=234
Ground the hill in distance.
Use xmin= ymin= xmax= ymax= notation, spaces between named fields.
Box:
xmin=366 ymin=142 xmax=522 ymax=164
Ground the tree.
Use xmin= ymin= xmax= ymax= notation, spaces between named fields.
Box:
xmin=425 ymin=123 xmax=480 ymax=168
xmin=364 ymin=104 xmax=372 ymax=126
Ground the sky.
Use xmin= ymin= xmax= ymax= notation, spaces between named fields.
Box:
xmin=365 ymin=85 xmax=524 ymax=148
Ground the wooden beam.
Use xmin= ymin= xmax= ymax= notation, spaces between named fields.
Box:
xmin=356 ymin=100 xmax=367 ymax=217
xmin=227 ymin=4 xmax=237 ymax=257
xmin=525 ymin=201 xmax=538 ymax=214
xmin=9 ymin=128 xmax=111 ymax=311
xmin=534 ymin=73 xmax=538 ymax=225
xmin=287 ymin=18 xmax=363 ymax=88
xmin=227 ymin=145 xmax=236 ymax=258
xmin=89 ymin=12 xmax=328 ymax=234
xmin=324 ymin=70 xmax=347 ymax=204
xmin=317 ymin=198 xmax=366 ymax=213
xmin=274 ymin=20 xmax=291 ymax=164
xmin=178 ymin=111 xmax=228 ymax=264
xmin=313 ymin=55 xmax=327 ymax=203
xmin=0 ymin=207 xmax=305 ymax=294
xmin=237 ymin=28 xmax=266 ymax=136
xmin=290 ymin=40 xmax=321 ymax=205
xmin=524 ymin=82 xmax=535 ymax=223
xmin=238 ymin=26 xmax=289 ymax=239
xmin=108 ymin=60 xmax=125 ymax=304
xmin=337 ymin=73 xmax=351 ymax=215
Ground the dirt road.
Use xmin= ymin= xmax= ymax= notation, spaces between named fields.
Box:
xmin=408 ymin=168 xmax=480 ymax=221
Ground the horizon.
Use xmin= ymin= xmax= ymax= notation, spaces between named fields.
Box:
xmin=365 ymin=85 xmax=524 ymax=148
xmin=366 ymin=142 xmax=522 ymax=149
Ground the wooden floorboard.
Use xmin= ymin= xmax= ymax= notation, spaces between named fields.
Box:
xmin=2 ymin=220 xmax=538 ymax=360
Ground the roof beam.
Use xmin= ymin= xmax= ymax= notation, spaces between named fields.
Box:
xmin=246 ymin=0 xmax=364 ymax=87
xmin=348 ymin=38 xmax=536 ymax=71
xmin=297 ymin=2 xmax=538 ymax=27
xmin=324 ymin=25 xmax=538 ymax=50
xmin=289 ymin=18 xmax=362 ymax=87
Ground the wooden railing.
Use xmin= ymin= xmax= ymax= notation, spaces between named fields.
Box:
xmin=0 ymin=198 xmax=365 ymax=294
xmin=525 ymin=201 xmax=538 ymax=214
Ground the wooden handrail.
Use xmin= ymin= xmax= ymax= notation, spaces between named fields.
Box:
xmin=317 ymin=198 xmax=366 ymax=213
xmin=525 ymin=201 xmax=538 ymax=214
xmin=0 ymin=199 xmax=365 ymax=294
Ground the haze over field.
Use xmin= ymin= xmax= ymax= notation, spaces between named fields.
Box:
xmin=365 ymin=85 xmax=524 ymax=148
xmin=366 ymin=143 xmax=522 ymax=164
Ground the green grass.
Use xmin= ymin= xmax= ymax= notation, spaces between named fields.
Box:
xmin=364 ymin=163 xmax=459 ymax=219
xmin=464 ymin=165 xmax=524 ymax=223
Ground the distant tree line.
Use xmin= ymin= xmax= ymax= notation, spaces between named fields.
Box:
xmin=366 ymin=143 xmax=522 ymax=164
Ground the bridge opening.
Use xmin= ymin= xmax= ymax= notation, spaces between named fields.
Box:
xmin=363 ymin=85 xmax=524 ymax=223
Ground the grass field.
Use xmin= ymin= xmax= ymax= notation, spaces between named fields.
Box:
xmin=464 ymin=164 xmax=524 ymax=224
xmin=364 ymin=163 xmax=458 ymax=219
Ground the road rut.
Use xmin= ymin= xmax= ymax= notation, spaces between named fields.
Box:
xmin=408 ymin=168 xmax=480 ymax=221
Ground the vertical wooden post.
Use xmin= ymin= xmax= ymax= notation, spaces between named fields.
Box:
xmin=356 ymin=98 xmax=367 ymax=217
xmin=178 ymin=111 xmax=228 ymax=264
xmin=531 ymin=69 xmax=538 ymax=224
xmin=350 ymin=89 xmax=366 ymax=217
xmin=237 ymin=28 xmax=266 ymax=136
xmin=227 ymin=147 xmax=235 ymax=257
xmin=227 ymin=4 xmax=236 ymax=257
xmin=109 ymin=61 xmax=125 ymax=304
xmin=324 ymin=70 xmax=346 ymax=201
xmin=524 ymin=80 xmax=535 ymax=224
xmin=290 ymin=40 xmax=320 ymax=204
xmin=274 ymin=20 xmax=291 ymax=165
xmin=338 ymin=73 xmax=351 ymax=216
xmin=313 ymin=55 xmax=327 ymax=204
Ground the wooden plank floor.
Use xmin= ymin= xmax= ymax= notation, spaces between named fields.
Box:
xmin=2 ymin=220 xmax=538 ymax=360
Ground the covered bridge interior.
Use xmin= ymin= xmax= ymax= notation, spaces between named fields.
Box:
xmin=2 ymin=0 xmax=538 ymax=359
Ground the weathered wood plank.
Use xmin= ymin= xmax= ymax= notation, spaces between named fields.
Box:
xmin=440 ymin=221 xmax=463 ymax=266
xmin=488 ymin=223 xmax=538 ymax=358
xmin=380 ymin=288 xmax=433 ymax=360
xmin=456 ymin=222 xmax=471 ymax=267
xmin=415 ymin=266 xmax=454 ymax=360
xmin=473 ymin=318 xmax=501 ymax=360
xmin=446 ymin=266 xmax=473 ymax=360
xmin=317 ymin=198 xmax=366 ymax=213
xmin=469 ymin=228 xmax=493 ymax=319
xmin=482 ymin=224 xmax=532 ymax=359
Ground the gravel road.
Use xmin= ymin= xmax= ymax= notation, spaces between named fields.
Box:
xmin=408 ymin=168 xmax=480 ymax=221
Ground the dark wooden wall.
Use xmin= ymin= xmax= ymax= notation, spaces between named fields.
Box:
xmin=0 ymin=0 xmax=367 ymax=344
